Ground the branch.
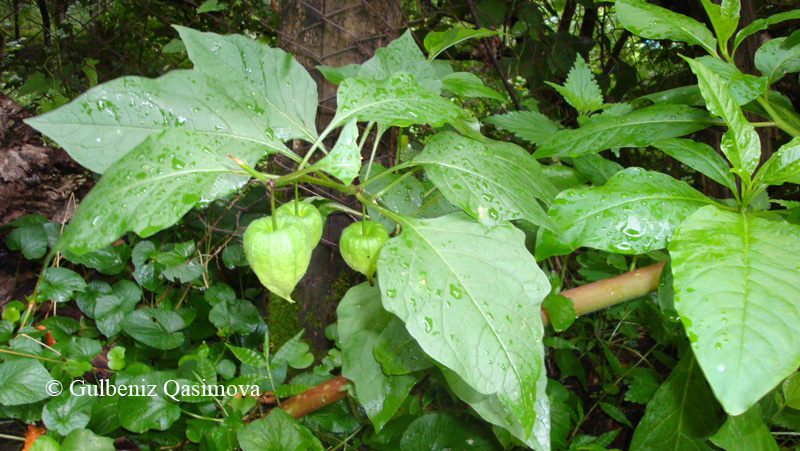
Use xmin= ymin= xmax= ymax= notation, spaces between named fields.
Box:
xmin=279 ymin=375 xmax=347 ymax=419
xmin=464 ymin=0 xmax=522 ymax=110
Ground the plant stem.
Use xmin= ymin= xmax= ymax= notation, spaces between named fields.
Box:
xmin=0 ymin=349 xmax=63 ymax=364
xmin=0 ymin=433 xmax=24 ymax=442
xmin=541 ymin=262 xmax=665 ymax=326
xmin=280 ymin=375 xmax=347 ymax=419
xmin=269 ymin=181 xmax=278 ymax=229
xmin=370 ymin=168 xmax=421 ymax=200
xmin=757 ymin=95 xmax=800 ymax=137
xmin=364 ymin=124 xmax=386 ymax=182
xmin=361 ymin=160 xmax=417 ymax=186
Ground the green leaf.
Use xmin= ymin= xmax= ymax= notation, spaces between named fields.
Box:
xmin=616 ymin=0 xmax=717 ymax=55
xmin=652 ymin=138 xmax=737 ymax=191
xmin=42 ymin=391 xmax=95 ymax=436
xmin=342 ymin=329 xmax=418 ymax=431
xmin=358 ymin=30 xmax=441 ymax=93
xmin=415 ymin=132 xmax=557 ymax=230
xmin=116 ymin=371 xmax=181 ymax=433
xmin=176 ymin=26 xmax=318 ymax=143
xmin=686 ymin=57 xmax=760 ymax=174
xmin=373 ymin=317 xmax=432 ymax=375
xmin=639 ymin=85 xmax=705 ymax=106
xmin=483 ymin=110 xmax=560 ymax=146
xmin=784 ymin=372 xmax=800 ymax=409
xmin=735 ymin=10 xmax=800 ymax=56
xmin=38 ymin=267 xmax=86 ymax=303
xmin=542 ymin=164 xmax=588 ymax=192
xmin=624 ymin=367 xmax=661 ymax=404
xmin=29 ymin=436 xmax=60 ymax=451
xmin=542 ymin=294 xmax=575 ymax=332
xmin=308 ymin=119 xmax=360 ymax=185
xmin=399 ymin=413 xmax=499 ymax=450
xmin=700 ymin=0 xmax=740 ymax=47
xmin=568 ymin=154 xmax=623 ymax=186
xmin=755 ymin=37 xmax=800 ymax=85
xmin=63 ymin=245 xmax=130 ymax=276
xmin=535 ymin=168 xmax=711 ymax=259
xmin=226 ymin=344 xmax=267 ymax=367
xmin=208 ymin=298 xmax=262 ymax=335
xmin=59 ymin=130 xmax=268 ymax=254
xmin=695 ymin=56 xmax=767 ymax=105
xmin=630 ymin=353 xmax=724 ymax=449
xmin=6 ymin=224 xmax=48 ymax=259
xmin=120 ymin=308 xmax=186 ymax=350
xmin=670 ymin=206 xmax=800 ymax=415
xmin=755 ymin=136 xmax=800 ymax=186
xmin=545 ymin=55 xmax=603 ymax=115
xmin=709 ymin=404 xmax=779 ymax=451
xmin=424 ymin=27 xmax=497 ymax=61
xmin=599 ymin=402 xmax=632 ymax=427
xmin=337 ymin=283 xmax=418 ymax=430
xmin=441 ymin=72 xmax=504 ymax=101
xmin=61 ymin=429 xmax=115 ymax=451
xmin=94 ymin=280 xmax=142 ymax=336
xmin=273 ymin=330 xmax=314 ymax=369
xmin=331 ymin=73 xmax=478 ymax=137
xmin=237 ymin=408 xmax=324 ymax=451
xmin=442 ymin=367 xmax=549 ymax=450
xmin=534 ymin=105 xmax=715 ymax=158
xmin=316 ymin=64 xmax=360 ymax=85
xmin=0 ymin=360 xmax=52 ymax=406
xmin=378 ymin=213 xmax=550 ymax=435
xmin=25 ymin=70 xmax=290 ymax=174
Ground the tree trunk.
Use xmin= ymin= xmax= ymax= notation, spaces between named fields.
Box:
xmin=36 ymin=0 xmax=51 ymax=48
xmin=274 ymin=0 xmax=401 ymax=352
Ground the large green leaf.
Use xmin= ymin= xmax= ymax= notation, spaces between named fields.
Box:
xmin=176 ymin=26 xmax=318 ymax=143
xmin=482 ymin=110 xmax=559 ymax=146
xmin=734 ymin=10 xmax=800 ymax=55
xmin=535 ymin=168 xmax=712 ymax=259
xmin=670 ymin=206 xmax=800 ymax=415
xmin=441 ymin=72 xmax=504 ymax=101
xmin=61 ymin=429 xmax=115 ymax=451
xmin=630 ymin=353 xmax=724 ymax=449
xmin=358 ymin=30 xmax=441 ymax=93
xmin=755 ymin=136 xmax=800 ymax=186
xmin=237 ymin=408 xmax=324 ymax=451
xmin=120 ymin=308 xmax=187 ymax=350
xmin=399 ymin=413 xmax=499 ymax=450
xmin=533 ymin=105 xmax=715 ymax=158
xmin=331 ymin=73 xmax=478 ymax=136
xmin=695 ymin=56 xmax=767 ymax=105
xmin=373 ymin=317 xmax=432 ymax=375
xmin=423 ymin=27 xmax=497 ymax=60
xmin=42 ymin=392 xmax=95 ymax=436
xmin=442 ymin=367 xmax=549 ymax=450
xmin=709 ymin=404 xmax=779 ymax=451
xmin=116 ymin=371 xmax=182 ymax=433
xmin=308 ymin=119 xmax=360 ymax=185
xmin=25 ymin=70 xmax=289 ymax=173
xmin=37 ymin=267 xmax=86 ymax=303
xmin=686 ymin=57 xmax=760 ymax=174
xmin=652 ymin=138 xmax=737 ymax=191
xmin=616 ymin=0 xmax=717 ymax=55
xmin=378 ymin=213 xmax=550 ymax=435
xmin=754 ymin=37 xmax=800 ymax=85
xmin=0 ymin=360 xmax=52 ymax=406
xmin=337 ymin=283 xmax=419 ymax=431
xmin=415 ymin=132 xmax=557 ymax=230
xmin=700 ymin=0 xmax=739 ymax=48
xmin=59 ymin=130 xmax=268 ymax=254
xmin=545 ymin=55 xmax=603 ymax=116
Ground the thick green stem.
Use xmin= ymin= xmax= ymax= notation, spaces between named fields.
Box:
xmin=757 ymin=96 xmax=800 ymax=137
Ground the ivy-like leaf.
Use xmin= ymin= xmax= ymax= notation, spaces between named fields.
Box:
xmin=415 ymin=132 xmax=557 ymax=230
xmin=670 ymin=206 xmax=800 ymax=415
xmin=545 ymin=55 xmax=603 ymax=115
xmin=42 ymin=392 xmax=95 ymax=436
xmin=6 ymin=224 xmax=48 ymax=260
xmin=237 ymin=409 xmax=324 ymax=451
xmin=309 ymin=119 xmax=360 ymax=185
xmin=93 ymin=280 xmax=142 ymax=337
xmin=0 ymin=360 xmax=52 ymax=406
xmin=534 ymin=105 xmax=715 ymax=158
xmin=37 ymin=267 xmax=86 ymax=303
xmin=378 ymin=213 xmax=550 ymax=436
xmin=59 ymin=130 xmax=269 ymax=254
xmin=686 ymin=57 xmax=760 ymax=174
xmin=120 ymin=309 xmax=186 ymax=350
xmin=535 ymin=168 xmax=712 ymax=259
xmin=483 ymin=110 xmax=560 ymax=146
xmin=616 ymin=0 xmax=717 ymax=55
xmin=116 ymin=372 xmax=182 ymax=433
xmin=176 ymin=26 xmax=318 ymax=143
